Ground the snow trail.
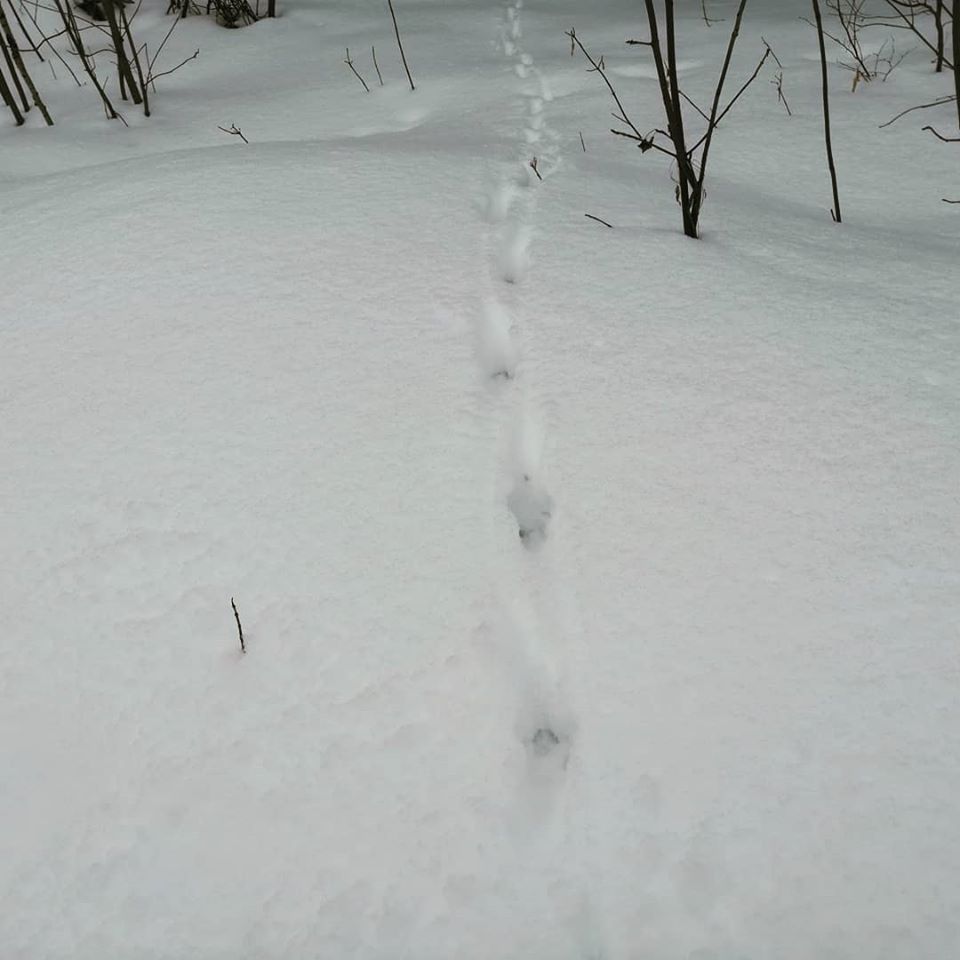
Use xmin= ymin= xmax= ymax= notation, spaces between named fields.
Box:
xmin=468 ymin=3 xmax=611 ymax=952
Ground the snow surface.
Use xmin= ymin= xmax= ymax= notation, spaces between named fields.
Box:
xmin=2 ymin=1 xmax=959 ymax=958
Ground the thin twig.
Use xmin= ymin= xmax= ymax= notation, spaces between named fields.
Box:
xmin=344 ymin=45 xmax=369 ymax=92
xmin=372 ymin=43 xmax=383 ymax=85
xmin=231 ymin=597 xmax=245 ymax=654
xmin=700 ymin=0 xmax=723 ymax=26
xmin=880 ymin=93 xmax=956 ymax=128
xmin=585 ymin=213 xmax=614 ymax=227
xmin=812 ymin=0 xmax=842 ymax=222
xmin=146 ymin=8 xmax=182 ymax=79
xmin=387 ymin=0 xmax=414 ymax=91
xmin=218 ymin=122 xmax=248 ymax=142
xmin=529 ymin=156 xmax=543 ymax=180
xmin=579 ymin=129 xmax=586 ymax=151
xmin=568 ymin=28 xmax=650 ymax=148
xmin=679 ymin=89 xmax=710 ymax=121
xmin=148 ymin=46 xmax=197 ymax=82
xmin=6 ymin=0 xmax=43 ymax=60
xmin=763 ymin=38 xmax=791 ymax=115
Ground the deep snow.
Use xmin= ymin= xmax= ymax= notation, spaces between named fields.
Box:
xmin=2 ymin=1 xmax=959 ymax=958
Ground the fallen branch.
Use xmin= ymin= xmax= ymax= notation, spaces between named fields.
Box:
xmin=923 ymin=123 xmax=960 ymax=140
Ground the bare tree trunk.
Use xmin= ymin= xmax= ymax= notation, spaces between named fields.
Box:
xmin=642 ymin=0 xmax=696 ymax=237
xmin=119 ymin=1 xmax=149 ymax=116
xmin=102 ymin=0 xmax=142 ymax=105
xmin=663 ymin=2 xmax=697 ymax=237
xmin=953 ymin=0 xmax=959 ymax=127
xmin=812 ymin=0 xmax=842 ymax=221
xmin=0 ymin=8 xmax=29 ymax=112
xmin=0 ymin=58 xmax=25 ymax=124
xmin=54 ymin=0 xmax=123 ymax=121
xmin=935 ymin=0 xmax=945 ymax=71
xmin=0 ymin=0 xmax=52 ymax=124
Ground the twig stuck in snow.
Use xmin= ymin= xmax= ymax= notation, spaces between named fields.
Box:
xmin=529 ymin=156 xmax=543 ymax=180
xmin=372 ymin=44 xmax=384 ymax=86
xmin=763 ymin=38 xmax=792 ymax=115
xmin=585 ymin=213 xmax=614 ymax=228
xmin=387 ymin=0 xmax=415 ymax=91
xmin=218 ymin=122 xmax=249 ymax=143
xmin=231 ymin=597 xmax=245 ymax=654
xmin=344 ymin=46 xmax=370 ymax=92
xmin=700 ymin=0 xmax=723 ymax=27
xmin=811 ymin=0 xmax=843 ymax=222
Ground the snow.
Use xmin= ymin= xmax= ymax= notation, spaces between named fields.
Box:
xmin=2 ymin=0 xmax=959 ymax=957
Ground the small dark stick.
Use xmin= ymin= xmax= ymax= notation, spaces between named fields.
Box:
xmin=763 ymin=39 xmax=792 ymax=116
xmin=218 ymin=122 xmax=248 ymax=143
xmin=344 ymin=47 xmax=370 ymax=92
xmin=231 ymin=597 xmax=245 ymax=654
xmin=579 ymin=130 xmax=586 ymax=152
xmin=529 ymin=157 xmax=543 ymax=180
xmin=585 ymin=213 xmax=613 ymax=228
xmin=387 ymin=0 xmax=415 ymax=91
xmin=372 ymin=45 xmax=384 ymax=86
xmin=811 ymin=0 xmax=842 ymax=222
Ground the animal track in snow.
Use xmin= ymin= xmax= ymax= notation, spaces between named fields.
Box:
xmin=507 ymin=473 xmax=553 ymax=544
xmin=481 ymin=179 xmax=516 ymax=223
xmin=476 ymin=298 xmax=519 ymax=379
xmin=498 ymin=223 xmax=531 ymax=284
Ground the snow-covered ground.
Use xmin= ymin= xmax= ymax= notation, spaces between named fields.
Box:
xmin=2 ymin=1 xmax=959 ymax=957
